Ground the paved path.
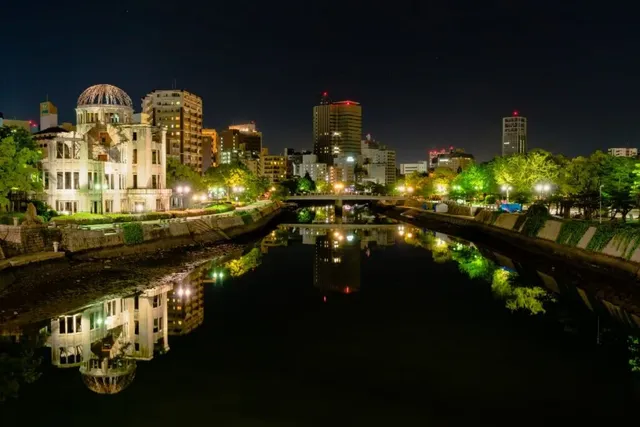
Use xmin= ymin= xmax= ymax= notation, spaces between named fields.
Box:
xmin=82 ymin=200 xmax=273 ymax=230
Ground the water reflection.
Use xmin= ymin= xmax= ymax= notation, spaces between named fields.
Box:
xmin=7 ymin=216 xmax=640 ymax=405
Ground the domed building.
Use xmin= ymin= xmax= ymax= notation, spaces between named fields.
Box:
xmin=34 ymin=84 xmax=171 ymax=213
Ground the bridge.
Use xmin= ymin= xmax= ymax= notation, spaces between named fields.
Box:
xmin=278 ymin=223 xmax=402 ymax=230
xmin=285 ymin=194 xmax=406 ymax=206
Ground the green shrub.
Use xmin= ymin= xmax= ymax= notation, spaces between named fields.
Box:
xmin=520 ymin=204 xmax=550 ymax=237
xmin=122 ymin=222 xmax=144 ymax=245
xmin=0 ymin=213 xmax=25 ymax=225
xmin=556 ymin=221 xmax=591 ymax=247
xmin=204 ymin=204 xmax=235 ymax=214
xmin=237 ymin=211 xmax=254 ymax=225
xmin=51 ymin=213 xmax=112 ymax=225
xmin=585 ymin=223 xmax=640 ymax=258
xmin=141 ymin=212 xmax=173 ymax=221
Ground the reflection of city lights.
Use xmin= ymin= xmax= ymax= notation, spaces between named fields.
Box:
xmin=218 ymin=272 xmax=224 ymax=279
xmin=407 ymin=232 xmax=413 ymax=238
xmin=346 ymin=234 xmax=354 ymax=242
xmin=338 ymin=234 xmax=344 ymax=241
xmin=333 ymin=231 xmax=339 ymax=237
xmin=345 ymin=286 xmax=351 ymax=294
xmin=96 ymin=317 xmax=103 ymax=326
xmin=323 ymin=296 xmax=327 ymax=303
xmin=398 ymin=230 xmax=405 ymax=236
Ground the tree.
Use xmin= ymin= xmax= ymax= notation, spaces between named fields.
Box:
xmin=166 ymin=157 xmax=205 ymax=191
xmin=602 ymin=155 xmax=635 ymax=221
xmin=451 ymin=164 xmax=495 ymax=201
xmin=297 ymin=172 xmax=316 ymax=193
xmin=490 ymin=150 xmax=560 ymax=205
xmin=316 ymin=180 xmax=331 ymax=194
xmin=0 ymin=132 xmax=42 ymax=211
xmin=204 ymin=163 xmax=255 ymax=201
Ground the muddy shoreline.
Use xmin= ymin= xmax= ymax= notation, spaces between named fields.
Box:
xmin=0 ymin=215 xmax=282 ymax=329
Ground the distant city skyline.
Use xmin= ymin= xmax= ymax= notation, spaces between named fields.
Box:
xmin=3 ymin=2 xmax=640 ymax=163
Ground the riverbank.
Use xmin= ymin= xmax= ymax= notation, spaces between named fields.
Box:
xmin=379 ymin=204 xmax=640 ymax=281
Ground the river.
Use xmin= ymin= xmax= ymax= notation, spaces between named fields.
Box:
xmin=1 ymin=204 xmax=639 ymax=424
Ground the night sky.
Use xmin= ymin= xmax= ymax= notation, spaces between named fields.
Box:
xmin=1 ymin=1 xmax=639 ymax=163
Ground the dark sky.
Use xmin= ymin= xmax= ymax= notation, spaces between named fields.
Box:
xmin=1 ymin=1 xmax=639 ymax=163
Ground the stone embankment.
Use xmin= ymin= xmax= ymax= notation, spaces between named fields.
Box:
xmin=382 ymin=203 xmax=640 ymax=279
xmin=0 ymin=201 xmax=282 ymax=266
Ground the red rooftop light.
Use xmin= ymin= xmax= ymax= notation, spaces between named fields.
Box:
xmin=513 ymin=110 xmax=519 ymax=116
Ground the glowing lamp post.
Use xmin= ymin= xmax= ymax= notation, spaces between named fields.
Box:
xmin=534 ymin=183 xmax=551 ymax=200
xmin=175 ymin=185 xmax=190 ymax=209
xmin=501 ymin=185 xmax=512 ymax=202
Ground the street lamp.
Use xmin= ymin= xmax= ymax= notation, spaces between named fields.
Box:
xmin=501 ymin=185 xmax=512 ymax=202
xmin=599 ymin=184 xmax=604 ymax=224
xmin=396 ymin=185 xmax=406 ymax=193
xmin=407 ymin=186 xmax=414 ymax=194
xmin=334 ymin=182 xmax=344 ymax=193
xmin=534 ymin=183 xmax=552 ymax=200
xmin=176 ymin=185 xmax=191 ymax=208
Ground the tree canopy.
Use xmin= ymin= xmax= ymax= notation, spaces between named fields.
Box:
xmin=0 ymin=129 xmax=42 ymax=210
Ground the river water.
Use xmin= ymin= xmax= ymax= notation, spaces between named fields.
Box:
xmin=2 ymin=204 xmax=640 ymax=424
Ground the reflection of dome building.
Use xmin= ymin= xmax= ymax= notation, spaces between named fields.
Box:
xmin=46 ymin=284 xmax=171 ymax=393
xmin=34 ymin=84 xmax=171 ymax=214
xmin=80 ymin=358 xmax=136 ymax=395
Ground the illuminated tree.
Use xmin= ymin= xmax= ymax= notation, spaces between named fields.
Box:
xmin=451 ymin=164 xmax=495 ymax=201
xmin=167 ymin=157 xmax=205 ymax=191
xmin=224 ymin=248 xmax=262 ymax=277
xmin=490 ymin=269 xmax=548 ymax=315
xmin=297 ymin=172 xmax=316 ymax=193
xmin=316 ymin=180 xmax=331 ymax=193
xmin=0 ymin=131 xmax=42 ymax=210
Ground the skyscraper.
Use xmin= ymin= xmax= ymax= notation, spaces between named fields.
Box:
xmin=202 ymin=128 xmax=218 ymax=170
xmin=502 ymin=111 xmax=527 ymax=156
xmin=313 ymin=92 xmax=362 ymax=165
xmin=142 ymin=89 xmax=203 ymax=172
xmin=218 ymin=122 xmax=262 ymax=164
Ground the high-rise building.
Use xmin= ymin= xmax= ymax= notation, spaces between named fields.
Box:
xmin=433 ymin=149 xmax=474 ymax=172
xmin=428 ymin=148 xmax=450 ymax=169
xmin=40 ymin=101 xmax=58 ymax=130
xmin=502 ymin=111 xmax=527 ymax=156
xmin=400 ymin=161 xmax=428 ymax=175
xmin=293 ymin=154 xmax=328 ymax=182
xmin=219 ymin=123 xmax=262 ymax=165
xmin=142 ymin=89 xmax=203 ymax=172
xmin=608 ymin=147 xmax=638 ymax=157
xmin=260 ymin=148 xmax=287 ymax=183
xmin=313 ymin=92 xmax=362 ymax=165
xmin=284 ymin=148 xmax=312 ymax=177
xmin=361 ymin=135 xmax=396 ymax=185
xmin=202 ymin=128 xmax=218 ymax=170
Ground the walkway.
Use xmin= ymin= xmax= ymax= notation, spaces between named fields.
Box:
xmin=82 ymin=200 xmax=273 ymax=230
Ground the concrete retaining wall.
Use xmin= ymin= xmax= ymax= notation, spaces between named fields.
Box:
xmin=387 ymin=205 xmax=640 ymax=279
xmin=60 ymin=202 xmax=281 ymax=258
xmin=0 ymin=224 xmax=60 ymax=257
